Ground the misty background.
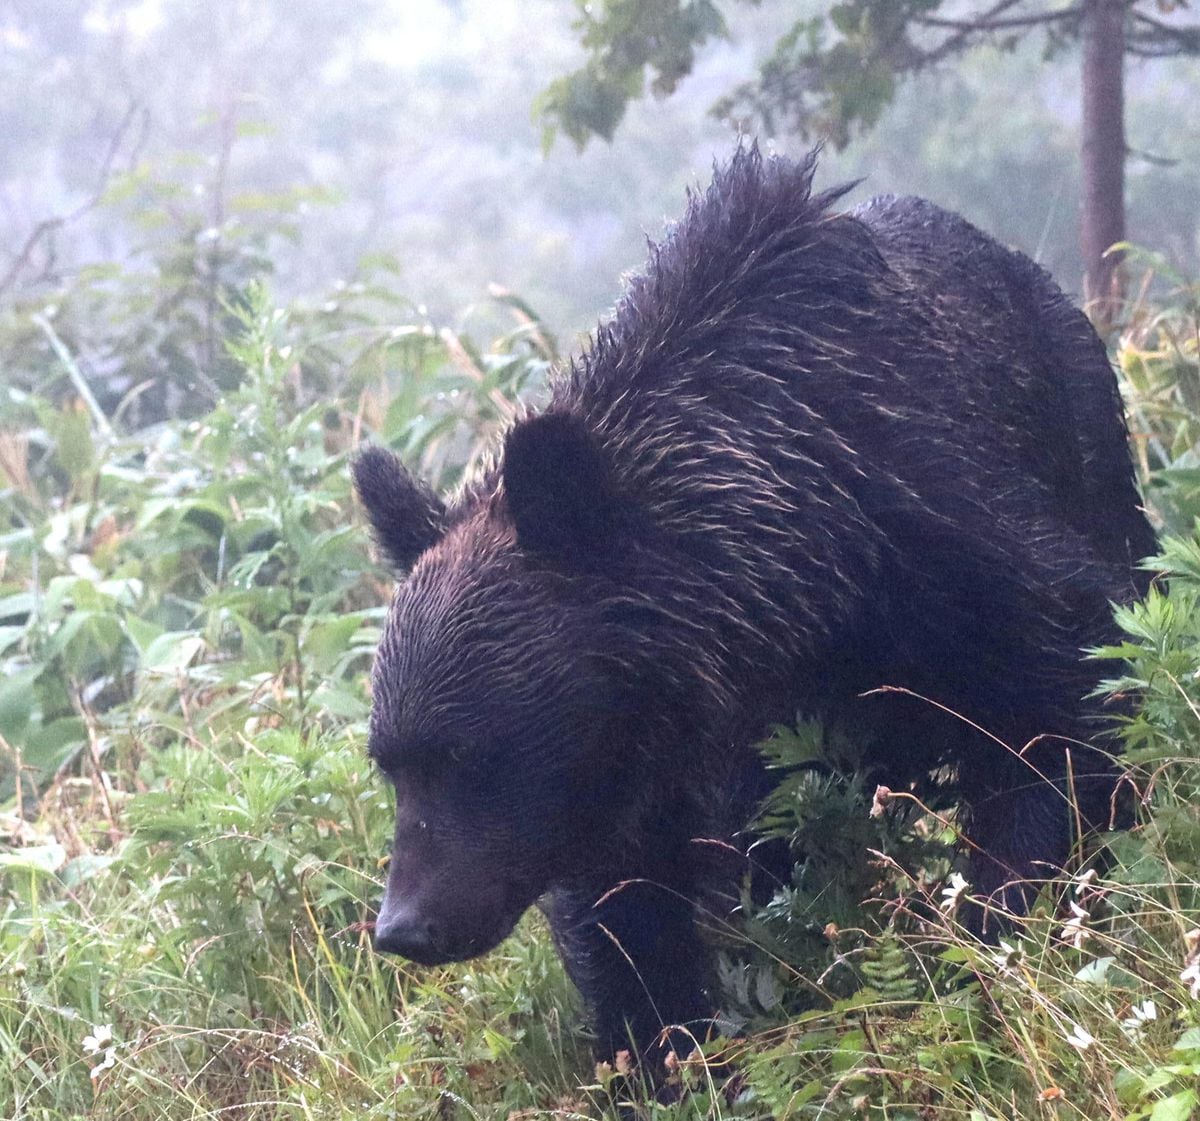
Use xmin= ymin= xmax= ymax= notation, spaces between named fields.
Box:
xmin=3 ymin=0 xmax=1198 ymax=342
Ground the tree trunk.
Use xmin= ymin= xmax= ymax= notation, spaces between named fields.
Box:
xmin=1080 ymin=0 xmax=1126 ymax=322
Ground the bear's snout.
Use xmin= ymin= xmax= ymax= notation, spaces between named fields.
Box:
xmin=374 ymin=846 xmax=528 ymax=965
xmin=373 ymin=900 xmax=444 ymax=964
xmin=374 ymin=895 xmax=522 ymax=965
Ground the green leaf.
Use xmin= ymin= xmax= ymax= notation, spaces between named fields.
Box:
xmin=831 ymin=1026 xmax=867 ymax=1073
xmin=51 ymin=402 xmax=96 ymax=480
xmin=308 ymin=683 xmax=367 ymax=720
xmin=60 ymin=853 xmax=116 ymax=887
xmin=0 ymin=843 xmax=67 ymax=875
xmin=0 ymin=625 xmax=26 ymax=654
xmin=0 ymin=591 xmax=36 ymax=621
xmin=124 ymin=614 xmax=164 ymax=653
xmin=22 ymin=717 xmax=87 ymax=780
xmin=0 ymin=665 xmax=41 ymax=737
xmin=1174 ymin=1027 xmax=1200 ymax=1052
xmin=142 ymin=631 xmax=205 ymax=674
xmin=303 ymin=614 xmax=366 ymax=674
xmin=1149 ymin=1090 xmax=1197 ymax=1121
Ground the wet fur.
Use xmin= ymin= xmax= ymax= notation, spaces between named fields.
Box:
xmin=357 ymin=147 xmax=1154 ymax=1070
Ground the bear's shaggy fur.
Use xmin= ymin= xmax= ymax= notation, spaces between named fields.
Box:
xmin=355 ymin=147 xmax=1153 ymax=1069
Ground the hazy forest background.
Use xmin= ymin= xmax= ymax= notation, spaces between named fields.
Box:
xmin=4 ymin=3 xmax=1200 ymax=1121
xmin=4 ymin=0 xmax=1199 ymax=334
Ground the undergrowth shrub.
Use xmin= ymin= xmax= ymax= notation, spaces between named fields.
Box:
xmin=1 ymin=264 xmax=1199 ymax=1121
xmin=1119 ymin=263 xmax=1200 ymax=534
xmin=1 ymin=272 xmax=574 ymax=1120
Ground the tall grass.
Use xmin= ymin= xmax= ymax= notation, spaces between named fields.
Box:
xmin=1 ymin=276 xmax=1199 ymax=1120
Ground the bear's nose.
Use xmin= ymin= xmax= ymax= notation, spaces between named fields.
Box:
xmin=373 ymin=906 xmax=443 ymax=964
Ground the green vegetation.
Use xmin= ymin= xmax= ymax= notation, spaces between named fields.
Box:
xmin=4 ymin=9 xmax=1200 ymax=1106
xmin=542 ymin=2 xmax=1200 ymax=306
xmin=3 ymin=189 xmax=1200 ymax=1118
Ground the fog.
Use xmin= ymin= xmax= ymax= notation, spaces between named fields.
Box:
xmin=2 ymin=1 xmax=1197 ymax=339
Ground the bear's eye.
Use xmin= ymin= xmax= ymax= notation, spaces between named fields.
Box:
xmin=398 ymin=737 xmax=473 ymax=777
xmin=447 ymin=740 xmax=478 ymax=764
xmin=442 ymin=740 xmax=507 ymax=780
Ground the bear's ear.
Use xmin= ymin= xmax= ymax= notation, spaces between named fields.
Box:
xmin=502 ymin=412 xmax=615 ymax=554
xmin=353 ymin=446 xmax=447 ymax=571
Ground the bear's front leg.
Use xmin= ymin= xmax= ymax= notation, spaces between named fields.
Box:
xmin=960 ymin=770 xmax=1074 ymax=938
xmin=545 ymin=876 xmax=715 ymax=1077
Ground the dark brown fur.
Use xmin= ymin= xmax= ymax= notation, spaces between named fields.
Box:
xmin=355 ymin=147 xmax=1153 ymax=1070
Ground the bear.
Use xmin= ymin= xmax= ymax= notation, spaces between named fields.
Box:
xmin=353 ymin=146 xmax=1154 ymax=1074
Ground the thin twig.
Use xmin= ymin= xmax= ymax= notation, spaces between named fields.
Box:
xmin=71 ymin=688 xmax=121 ymax=847
xmin=0 ymin=102 xmax=145 ymax=295
xmin=1129 ymin=9 xmax=1200 ymax=50
xmin=30 ymin=313 xmax=115 ymax=440
xmin=915 ymin=3 xmax=1080 ymax=35
xmin=914 ymin=0 xmax=1045 ymax=65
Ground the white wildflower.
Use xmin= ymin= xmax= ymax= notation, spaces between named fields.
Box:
xmin=1181 ymin=930 xmax=1200 ymax=999
xmin=81 ymin=1024 xmax=113 ymax=1054
xmin=1181 ymin=960 xmax=1200 ymax=1001
xmin=89 ymin=1049 xmax=116 ymax=1080
xmin=1065 ymin=1022 xmax=1095 ymax=1051
xmin=1073 ymin=868 xmax=1098 ymax=896
xmin=991 ymin=939 xmax=1022 ymax=971
xmin=1120 ymin=999 xmax=1157 ymax=1041
xmin=939 ymin=872 xmax=969 ymax=912
xmin=82 ymin=1023 xmax=116 ymax=1081
xmin=1059 ymin=901 xmax=1091 ymax=950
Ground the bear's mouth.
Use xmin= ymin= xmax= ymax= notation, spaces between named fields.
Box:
xmin=375 ymin=898 xmax=531 ymax=967
xmin=447 ymin=914 xmax=525 ymax=963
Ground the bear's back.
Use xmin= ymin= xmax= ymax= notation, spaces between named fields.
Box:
xmin=855 ymin=194 xmax=1154 ymax=577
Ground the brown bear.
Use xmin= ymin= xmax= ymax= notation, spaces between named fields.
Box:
xmin=354 ymin=146 xmax=1153 ymax=1071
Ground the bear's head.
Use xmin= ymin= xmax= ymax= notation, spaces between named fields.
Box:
xmin=354 ymin=414 xmax=636 ymax=964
